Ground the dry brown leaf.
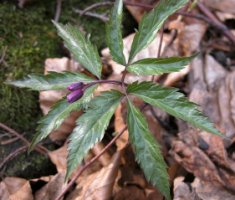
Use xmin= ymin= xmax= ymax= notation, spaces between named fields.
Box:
xmin=125 ymin=0 xmax=159 ymax=23
xmin=92 ymin=143 xmax=111 ymax=166
xmin=39 ymin=57 xmax=83 ymax=142
xmin=189 ymin=55 xmax=235 ymax=139
xmin=0 ymin=177 xmax=33 ymax=200
xmin=178 ymin=23 xmax=207 ymax=56
xmin=170 ymin=139 xmax=223 ymax=184
xmin=114 ymin=103 xmax=129 ymax=150
xmin=49 ymin=144 xmax=68 ymax=173
xmin=67 ymin=151 xmax=122 ymax=200
xmin=193 ymin=178 xmax=235 ymax=200
xmin=114 ymin=185 xmax=146 ymax=200
xmin=203 ymin=0 xmax=235 ymax=15
xmin=173 ymin=176 xmax=199 ymax=200
xmin=35 ymin=172 xmax=66 ymax=200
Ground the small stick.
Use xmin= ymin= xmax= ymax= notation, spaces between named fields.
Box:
xmin=0 ymin=123 xmax=48 ymax=155
xmin=0 ymin=46 xmax=7 ymax=65
xmin=80 ymin=2 xmax=113 ymax=16
xmin=0 ymin=145 xmax=28 ymax=169
xmin=1 ymin=136 xmax=20 ymax=145
xmin=196 ymin=1 xmax=235 ymax=44
xmin=73 ymin=9 xmax=109 ymax=22
xmin=54 ymin=0 xmax=63 ymax=22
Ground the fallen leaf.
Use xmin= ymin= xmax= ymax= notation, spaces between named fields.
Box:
xmin=0 ymin=177 xmax=33 ymax=200
xmin=49 ymin=144 xmax=68 ymax=173
xmin=125 ymin=0 xmax=158 ymax=23
xmin=173 ymin=176 xmax=199 ymax=200
xmin=203 ymin=0 xmax=235 ymax=15
xmin=67 ymin=151 xmax=122 ymax=200
xmin=193 ymin=178 xmax=235 ymax=200
xmin=35 ymin=172 xmax=66 ymax=200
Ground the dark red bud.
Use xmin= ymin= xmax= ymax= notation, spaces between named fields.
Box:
xmin=67 ymin=89 xmax=84 ymax=103
xmin=67 ymin=82 xmax=84 ymax=91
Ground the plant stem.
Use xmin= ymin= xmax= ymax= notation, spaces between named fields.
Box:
xmin=55 ymin=126 xmax=128 ymax=200
xmin=83 ymin=79 xmax=126 ymax=91
xmin=151 ymin=23 xmax=165 ymax=82
xmin=121 ymin=70 xmax=128 ymax=95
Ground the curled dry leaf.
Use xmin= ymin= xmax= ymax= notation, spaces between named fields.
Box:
xmin=173 ymin=176 xmax=199 ymax=200
xmin=40 ymin=57 xmax=83 ymax=142
xmin=67 ymin=151 xmax=122 ymax=200
xmin=174 ymin=176 xmax=235 ymax=200
xmin=0 ymin=177 xmax=33 ymax=200
xmin=170 ymin=139 xmax=224 ymax=185
xmin=35 ymin=172 xmax=66 ymax=200
xmin=193 ymin=178 xmax=235 ymax=200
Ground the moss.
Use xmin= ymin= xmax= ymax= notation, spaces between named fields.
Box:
xmin=0 ymin=1 xmax=61 ymax=131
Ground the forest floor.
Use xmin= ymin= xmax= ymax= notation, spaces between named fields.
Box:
xmin=1 ymin=0 xmax=235 ymax=200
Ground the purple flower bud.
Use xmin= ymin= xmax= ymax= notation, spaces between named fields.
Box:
xmin=67 ymin=89 xmax=84 ymax=103
xmin=67 ymin=82 xmax=84 ymax=91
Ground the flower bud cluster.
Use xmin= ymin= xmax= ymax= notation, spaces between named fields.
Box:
xmin=67 ymin=82 xmax=84 ymax=103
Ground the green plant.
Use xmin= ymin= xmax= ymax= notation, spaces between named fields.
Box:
xmin=7 ymin=0 xmax=223 ymax=199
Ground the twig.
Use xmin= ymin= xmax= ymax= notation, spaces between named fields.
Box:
xmin=0 ymin=46 xmax=7 ymax=65
xmin=1 ymin=136 xmax=20 ymax=145
xmin=162 ymin=29 xmax=178 ymax=57
xmin=196 ymin=1 xmax=235 ymax=44
xmin=80 ymin=2 xmax=113 ymax=16
xmin=54 ymin=0 xmax=63 ymax=22
xmin=0 ymin=123 xmax=48 ymax=155
xmin=0 ymin=145 xmax=28 ymax=169
xmin=124 ymin=0 xmax=153 ymax=10
xmin=73 ymin=9 xmax=109 ymax=22
xmin=55 ymin=126 xmax=128 ymax=200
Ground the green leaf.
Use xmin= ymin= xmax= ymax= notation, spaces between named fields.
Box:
xmin=129 ymin=0 xmax=188 ymax=62
xmin=66 ymin=90 xmax=123 ymax=179
xmin=7 ymin=71 xmax=93 ymax=91
xmin=29 ymin=85 xmax=97 ymax=151
xmin=106 ymin=0 xmax=126 ymax=65
xmin=127 ymin=100 xmax=170 ymax=200
xmin=127 ymin=55 xmax=196 ymax=75
xmin=53 ymin=21 xmax=102 ymax=78
xmin=128 ymin=82 xmax=222 ymax=136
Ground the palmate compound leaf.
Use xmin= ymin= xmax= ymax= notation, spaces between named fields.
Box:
xmin=127 ymin=82 xmax=223 ymax=136
xmin=127 ymin=54 xmax=197 ymax=75
xmin=128 ymin=0 xmax=188 ymax=63
xmin=127 ymin=100 xmax=170 ymax=200
xmin=29 ymin=85 xmax=97 ymax=151
xmin=7 ymin=71 xmax=93 ymax=91
xmin=53 ymin=21 xmax=102 ymax=79
xmin=66 ymin=90 xmax=123 ymax=179
xmin=106 ymin=0 xmax=126 ymax=66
